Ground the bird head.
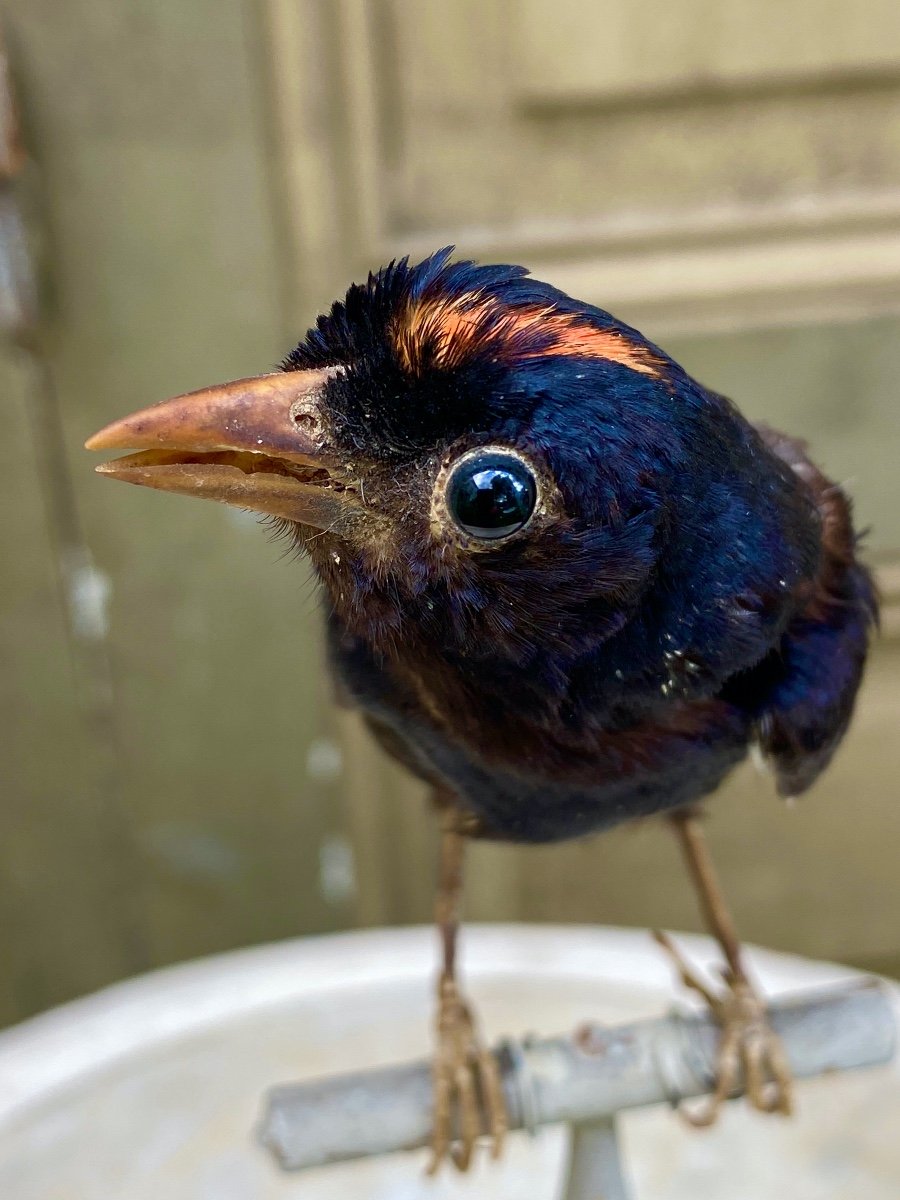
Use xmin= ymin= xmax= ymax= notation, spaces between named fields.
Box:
xmin=87 ymin=249 xmax=813 ymax=678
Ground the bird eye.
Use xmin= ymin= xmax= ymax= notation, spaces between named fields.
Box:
xmin=446 ymin=452 xmax=537 ymax=541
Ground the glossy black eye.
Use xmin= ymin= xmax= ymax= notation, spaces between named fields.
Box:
xmin=446 ymin=452 xmax=537 ymax=540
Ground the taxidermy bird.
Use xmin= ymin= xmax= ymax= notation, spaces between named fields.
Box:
xmin=88 ymin=249 xmax=876 ymax=1171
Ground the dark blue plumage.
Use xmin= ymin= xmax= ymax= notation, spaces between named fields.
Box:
xmin=282 ymin=249 xmax=876 ymax=842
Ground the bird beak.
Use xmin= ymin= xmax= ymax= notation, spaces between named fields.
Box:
xmin=85 ymin=367 xmax=363 ymax=533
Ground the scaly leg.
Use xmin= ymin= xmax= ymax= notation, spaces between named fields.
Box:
xmin=655 ymin=808 xmax=794 ymax=1127
xmin=427 ymin=808 xmax=508 ymax=1173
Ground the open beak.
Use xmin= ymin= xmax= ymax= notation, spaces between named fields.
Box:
xmin=85 ymin=368 xmax=362 ymax=532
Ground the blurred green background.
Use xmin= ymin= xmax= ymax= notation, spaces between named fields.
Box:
xmin=1 ymin=1 xmax=899 ymax=1026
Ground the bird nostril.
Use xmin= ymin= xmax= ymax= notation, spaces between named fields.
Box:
xmin=290 ymin=405 xmax=321 ymax=437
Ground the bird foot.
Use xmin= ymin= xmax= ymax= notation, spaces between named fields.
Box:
xmin=427 ymin=972 xmax=508 ymax=1173
xmin=654 ymin=930 xmax=794 ymax=1127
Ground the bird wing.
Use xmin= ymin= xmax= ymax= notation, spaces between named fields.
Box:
xmin=747 ymin=426 xmax=877 ymax=797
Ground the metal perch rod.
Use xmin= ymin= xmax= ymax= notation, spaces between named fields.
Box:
xmin=259 ymin=981 xmax=895 ymax=1172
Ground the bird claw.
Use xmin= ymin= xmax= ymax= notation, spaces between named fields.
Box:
xmin=654 ymin=930 xmax=794 ymax=1127
xmin=427 ymin=973 xmax=508 ymax=1174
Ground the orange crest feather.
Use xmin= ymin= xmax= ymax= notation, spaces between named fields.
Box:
xmin=392 ymin=292 xmax=663 ymax=378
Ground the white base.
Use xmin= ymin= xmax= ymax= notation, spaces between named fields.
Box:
xmin=0 ymin=925 xmax=896 ymax=1199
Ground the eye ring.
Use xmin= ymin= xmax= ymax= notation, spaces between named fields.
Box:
xmin=444 ymin=447 xmax=538 ymax=542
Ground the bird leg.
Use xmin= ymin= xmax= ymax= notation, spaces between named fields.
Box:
xmin=427 ymin=810 xmax=508 ymax=1173
xmin=654 ymin=808 xmax=794 ymax=1127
